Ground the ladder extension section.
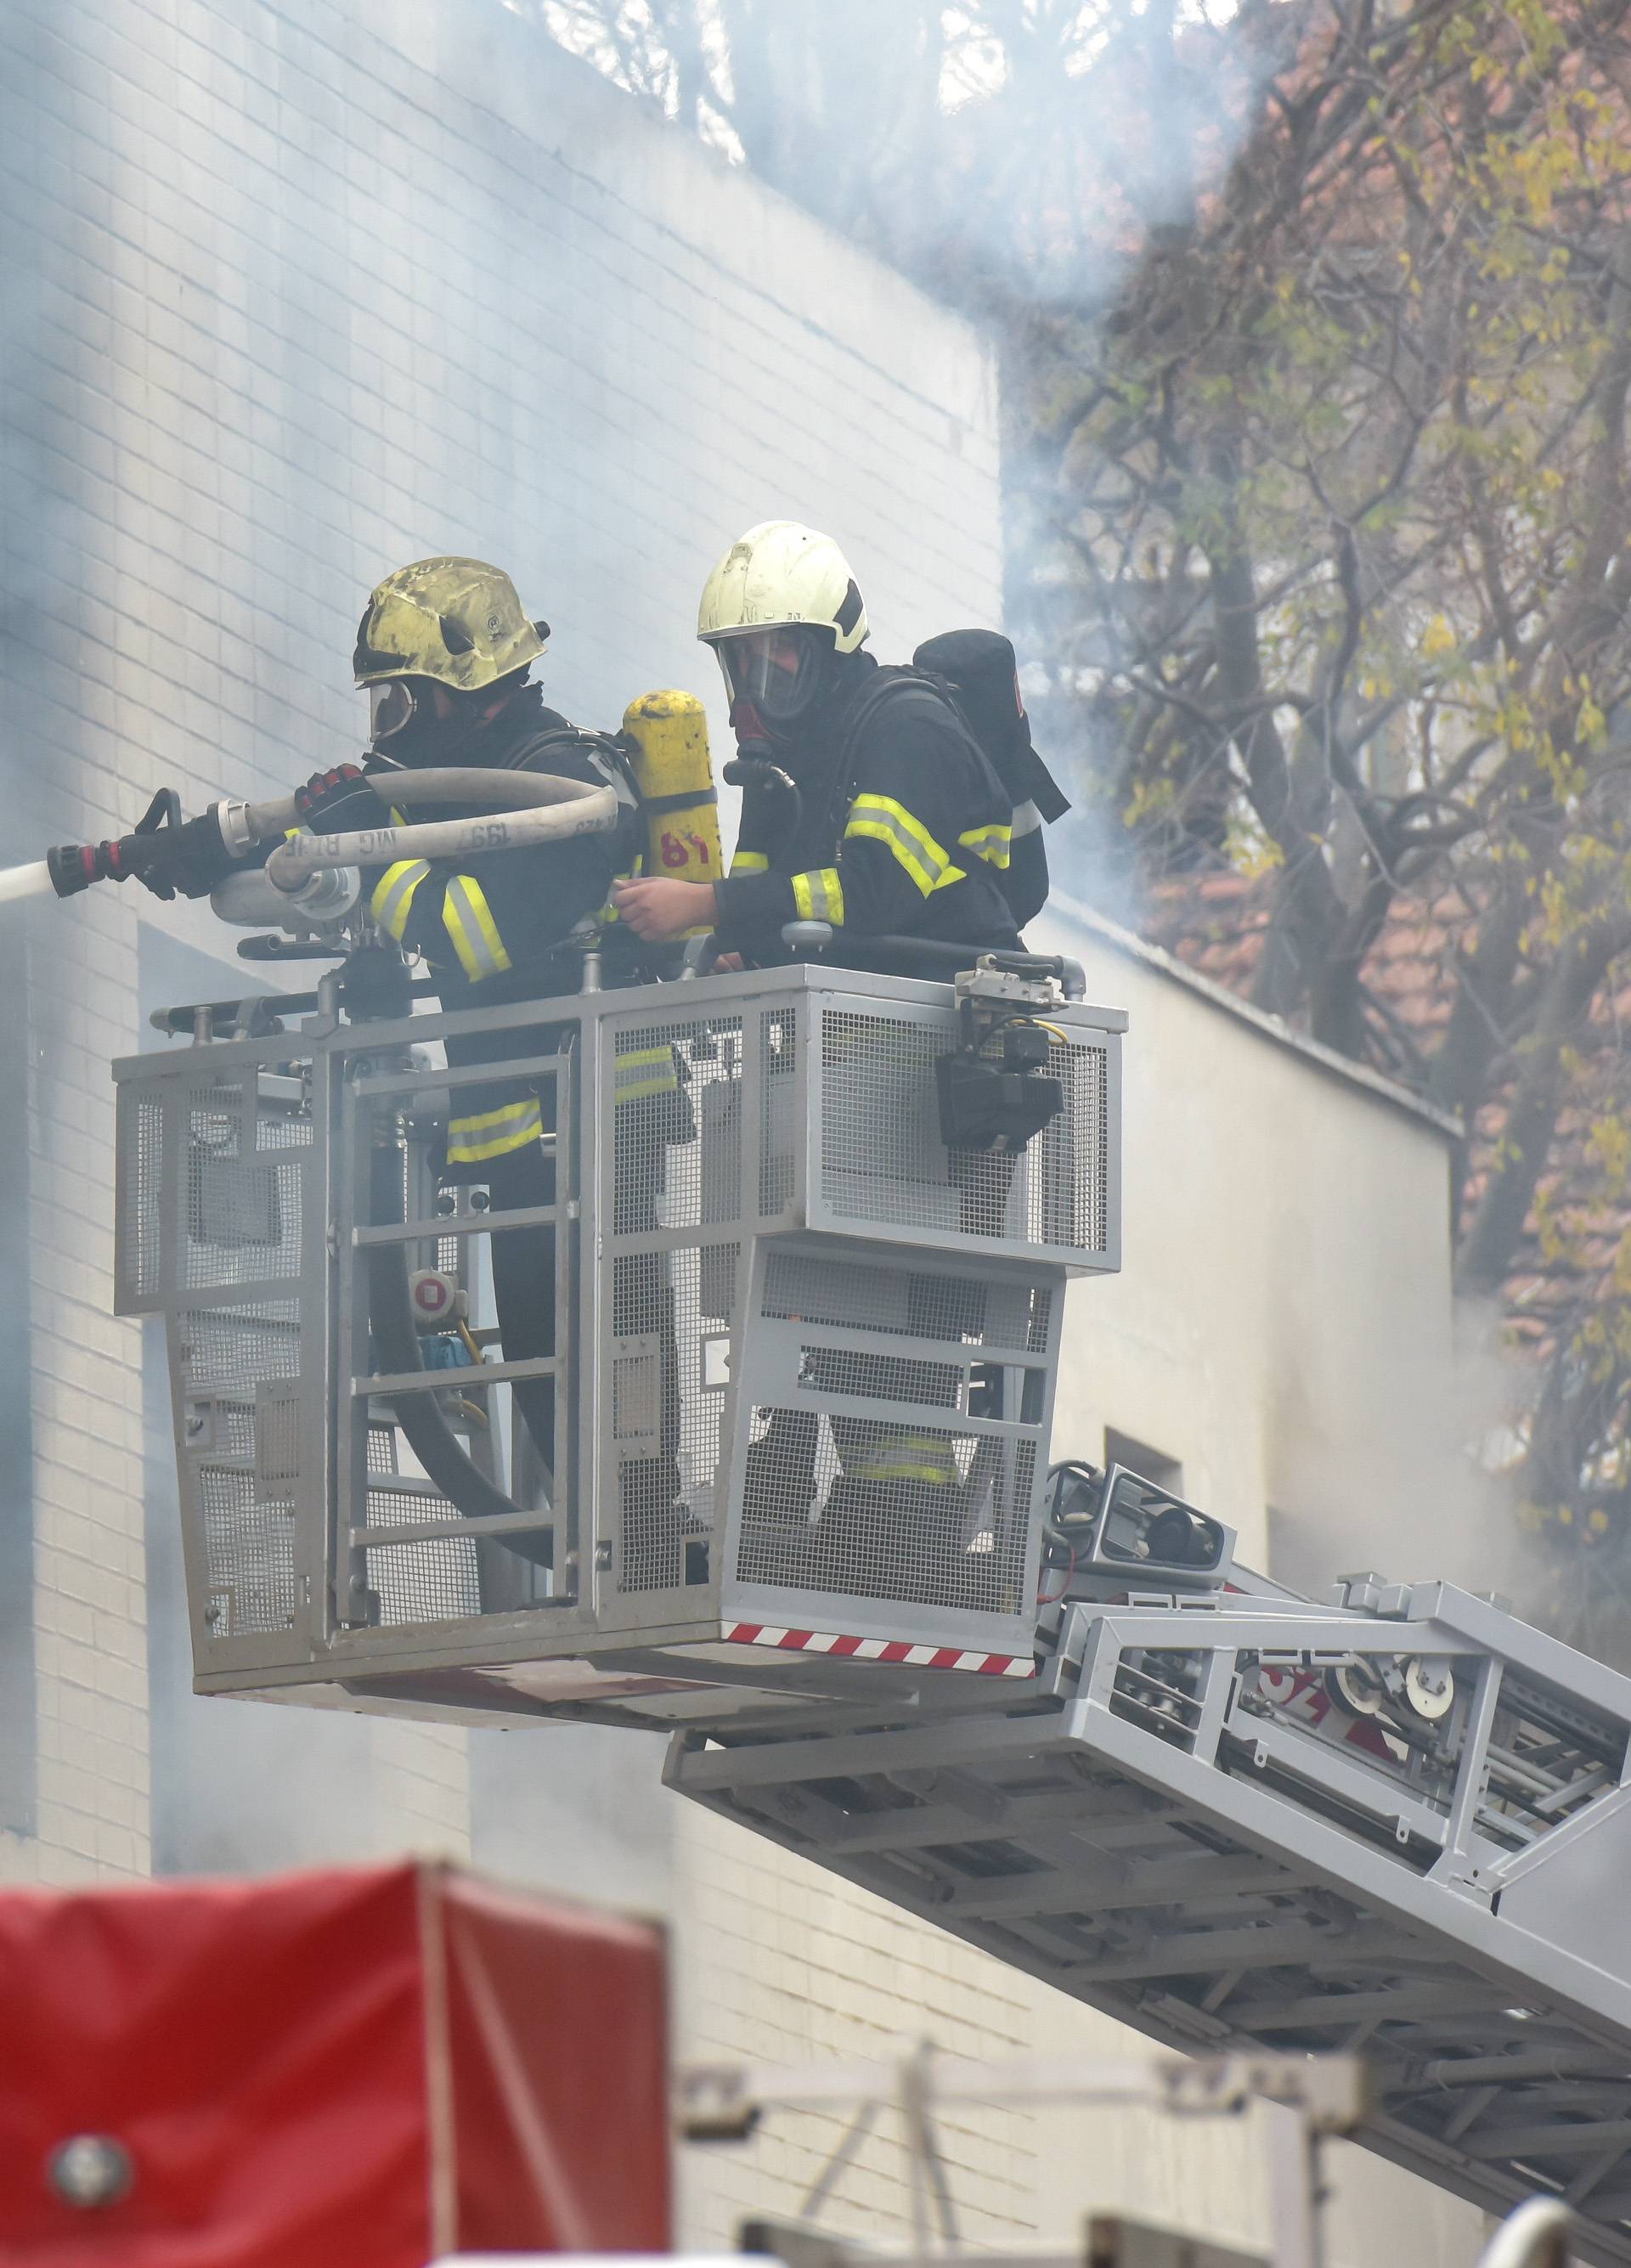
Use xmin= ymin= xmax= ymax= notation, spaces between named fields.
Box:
xmin=667 ymin=1579 xmax=1631 ymax=2265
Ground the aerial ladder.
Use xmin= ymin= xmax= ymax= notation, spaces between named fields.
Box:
xmin=80 ymin=731 xmax=1631 ymax=2267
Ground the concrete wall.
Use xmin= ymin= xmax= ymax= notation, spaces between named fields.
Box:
xmin=1034 ymin=899 xmax=1464 ymax=1587
xmin=0 ymin=2 xmax=1478 ymax=2260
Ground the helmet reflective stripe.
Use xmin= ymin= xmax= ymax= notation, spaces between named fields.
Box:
xmin=441 ymin=875 xmax=513 ymax=983
xmin=957 ymin=821 xmax=1013 ymax=871
xmin=447 ymin=1097 xmax=544 ymax=1163
xmin=844 ymin=794 xmax=964 ymax=896
xmin=370 ymin=859 xmax=431 ymax=940
xmin=792 ymin=867 xmax=844 ymax=925
xmin=697 ymin=521 xmax=868 ymax=656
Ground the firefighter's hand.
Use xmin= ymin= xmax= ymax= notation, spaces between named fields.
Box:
xmin=294 ymin=763 xmax=381 ymax=833
xmin=130 ymin=810 xmax=234 ymax=900
xmin=612 ymin=877 xmax=717 ymax=941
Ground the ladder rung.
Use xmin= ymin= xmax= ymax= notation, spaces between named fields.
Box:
xmin=353 ymin=1509 xmax=555 ymax=1547
xmin=358 ymin=1355 xmax=558 ymax=1396
xmin=353 ymin=1202 xmax=560 ymax=1244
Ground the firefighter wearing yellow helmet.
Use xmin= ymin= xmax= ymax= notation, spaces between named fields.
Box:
xmin=317 ymin=559 xmax=645 ymax=1164
xmin=616 ymin=522 xmax=1030 ymax=1553
xmin=613 ymin=520 xmax=1023 ymax=975
xmin=300 ymin=557 xmax=659 ymax=1484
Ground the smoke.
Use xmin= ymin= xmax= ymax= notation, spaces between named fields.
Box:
xmin=1267 ymin=1289 xmax=1539 ymax=1614
xmin=529 ymin=1 xmax=1270 ymax=924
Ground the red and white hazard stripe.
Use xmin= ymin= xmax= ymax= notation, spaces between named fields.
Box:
xmin=725 ymin=1622 xmax=1036 ymax=1678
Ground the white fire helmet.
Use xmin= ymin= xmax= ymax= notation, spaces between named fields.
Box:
xmin=697 ymin=521 xmax=869 ymax=656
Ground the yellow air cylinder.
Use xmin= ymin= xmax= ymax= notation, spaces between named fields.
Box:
xmin=621 ymin=691 xmax=722 ymax=925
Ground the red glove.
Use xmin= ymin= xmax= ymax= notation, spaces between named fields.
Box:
xmin=294 ymin=764 xmax=379 ymax=832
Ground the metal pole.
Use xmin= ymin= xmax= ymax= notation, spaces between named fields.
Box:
xmin=1262 ymin=2107 xmax=1323 ymax=2268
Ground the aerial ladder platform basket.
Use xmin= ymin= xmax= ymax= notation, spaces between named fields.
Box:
xmin=115 ymin=954 xmax=1121 ymax=1726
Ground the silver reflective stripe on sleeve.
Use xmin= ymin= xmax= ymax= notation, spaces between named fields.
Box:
xmin=370 ymin=859 xmax=431 ymax=940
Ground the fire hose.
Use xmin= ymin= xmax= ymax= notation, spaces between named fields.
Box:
xmin=42 ymin=768 xmax=618 ymax=901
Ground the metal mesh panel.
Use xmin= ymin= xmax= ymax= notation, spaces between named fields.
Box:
xmin=179 ymin=1302 xmax=302 ymax=1390
xmin=363 ymin=1488 xmax=482 ymax=1625
xmin=252 ymin=1382 xmax=300 ymax=1501
xmin=201 ymin=1400 xmax=258 ymax=1463
xmin=118 ymin=1093 xmax=165 ymax=1308
xmin=735 ymin=1413 xmax=1034 ymax=1613
xmin=761 ymin=1247 xmax=1053 ymax=1357
xmin=1046 ymin=1038 xmax=1109 ymax=1254
xmin=198 ymin=1466 xmax=296 ymax=1636
xmin=180 ymin=1298 xmax=306 ymax=1640
xmin=183 ymin=1090 xmax=304 ymax=1289
xmin=255 ymin=1101 xmax=312 ymax=1152
xmin=817 ymin=1008 xmax=1109 ymax=1258
xmin=612 ymin=1016 xmax=742 ymax=1235
xmin=759 ymin=1008 xmax=798 ymax=1216
xmin=615 ymin=1243 xmax=735 ymax=1593
xmin=797 ymin=1346 xmax=967 ymax=1408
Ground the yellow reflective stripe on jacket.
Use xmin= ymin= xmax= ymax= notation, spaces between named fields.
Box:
xmin=792 ymin=866 xmax=845 ymax=924
xmin=958 ymin=821 xmax=1012 ymax=871
xmin=844 ymin=794 xmax=964 ymax=896
xmin=442 ymin=874 xmax=513 ymax=983
xmin=370 ymin=859 xmax=431 ymax=941
xmin=842 ymin=1432 xmax=961 ymax=1485
xmin=730 ymin=849 xmax=770 ymax=876
xmin=445 ymin=1097 xmax=544 ymax=1164
xmin=614 ymin=1042 xmax=680 ymax=1105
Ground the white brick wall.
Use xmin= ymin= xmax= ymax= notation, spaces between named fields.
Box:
xmin=673 ymin=1810 xmax=1039 ymax=2248
xmin=0 ymin=0 xmax=1002 ymax=1897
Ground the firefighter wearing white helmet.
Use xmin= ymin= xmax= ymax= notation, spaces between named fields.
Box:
xmin=615 ymin=521 xmax=1024 ymax=974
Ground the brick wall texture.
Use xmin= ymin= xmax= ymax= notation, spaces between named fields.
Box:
xmin=0 ymin=0 xmax=1000 ymax=1886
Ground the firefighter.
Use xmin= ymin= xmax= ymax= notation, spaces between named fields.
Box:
xmin=283 ymin=558 xmax=641 ymax=1482
xmin=347 ymin=565 xmax=697 ymax=1544
xmin=615 ymin=523 xmax=1024 ymax=1589
xmin=612 ymin=520 xmax=1024 ymax=974
xmin=132 ymin=556 xmax=687 ymax=1537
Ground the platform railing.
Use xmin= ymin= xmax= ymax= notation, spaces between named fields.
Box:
xmin=114 ymin=961 xmax=1124 ymax=1695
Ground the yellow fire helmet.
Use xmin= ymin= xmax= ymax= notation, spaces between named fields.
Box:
xmin=697 ymin=521 xmax=869 ymax=656
xmin=353 ymin=557 xmax=549 ymax=693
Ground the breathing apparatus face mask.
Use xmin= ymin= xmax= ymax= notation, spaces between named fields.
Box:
xmin=712 ymin=627 xmax=830 ymax=737
xmin=366 ymin=674 xmax=518 ymax=764
xmin=367 ymin=678 xmax=421 ymax=752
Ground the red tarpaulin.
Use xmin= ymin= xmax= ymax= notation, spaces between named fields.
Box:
xmin=0 ymin=1860 xmax=671 ymax=2265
